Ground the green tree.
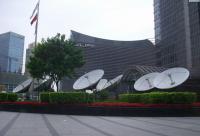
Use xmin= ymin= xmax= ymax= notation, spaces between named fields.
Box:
xmin=27 ymin=33 xmax=85 ymax=91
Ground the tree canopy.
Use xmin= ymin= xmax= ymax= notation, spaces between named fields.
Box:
xmin=27 ymin=33 xmax=85 ymax=91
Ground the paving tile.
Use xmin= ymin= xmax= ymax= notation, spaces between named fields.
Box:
xmin=73 ymin=116 xmax=200 ymax=136
xmin=133 ymin=117 xmax=200 ymax=132
xmin=4 ymin=113 xmax=51 ymax=136
xmin=0 ymin=112 xmax=18 ymax=130
xmin=70 ymin=115 xmax=161 ymax=136
xmin=44 ymin=114 xmax=106 ymax=136
xmin=1 ymin=112 xmax=200 ymax=136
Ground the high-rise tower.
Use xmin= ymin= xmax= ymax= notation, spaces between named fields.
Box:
xmin=154 ymin=0 xmax=200 ymax=69
xmin=0 ymin=32 xmax=24 ymax=73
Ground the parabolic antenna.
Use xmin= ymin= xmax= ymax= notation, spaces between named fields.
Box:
xmin=103 ymin=75 xmax=123 ymax=89
xmin=73 ymin=69 xmax=104 ymax=90
xmin=33 ymin=79 xmax=53 ymax=92
xmin=13 ymin=79 xmax=33 ymax=93
xmin=153 ymin=67 xmax=190 ymax=89
xmin=96 ymin=79 xmax=108 ymax=91
xmin=134 ymin=72 xmax=159 ymax=91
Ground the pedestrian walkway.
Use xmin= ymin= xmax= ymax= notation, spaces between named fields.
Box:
xmin=0 ymin=111 xmax=200 ymax=136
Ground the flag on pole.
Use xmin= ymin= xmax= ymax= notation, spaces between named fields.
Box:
xmin=30 ymin=1 xmax=39 ymax=25
xmin=30 ymin=2 xmax=39 ymax=19
xmin=31 ymin=14 xmax=38 ymax=25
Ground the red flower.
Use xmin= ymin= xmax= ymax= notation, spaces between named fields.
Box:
xmin=0 ymin=101 xmax=200 ymax=108
xmin=88 ymin=102 xmax=193 ymax=108
xmin=0 ymin=101 xmax=48 ymax=106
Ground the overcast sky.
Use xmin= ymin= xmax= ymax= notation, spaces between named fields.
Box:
xmin=0 ymin=0 xmax=154 ymax=48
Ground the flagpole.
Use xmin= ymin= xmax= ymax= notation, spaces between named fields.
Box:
xmin=32 ymin=0 xmax=40 ymax=101
xmin=34 ymin=0 xmax=40 ymax=47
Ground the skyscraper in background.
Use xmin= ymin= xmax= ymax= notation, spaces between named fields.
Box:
xmin=154 ymin=0 xmax=200 ymax=70
xmin=189 ymin=1 xmax=200 ymax=67
xmin=0 ymin=32 xmax=24 ymax=73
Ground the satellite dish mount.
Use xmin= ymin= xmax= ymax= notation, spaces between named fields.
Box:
xmin=153 ymin=67 xmax=190 ymax=89
xmin=145 ymin=78 xmax=152 ymax=88
xmin=134 ymin=72 xmax=159 ymax=91
xmin=167 ymin=74 xmax=175 ymax=85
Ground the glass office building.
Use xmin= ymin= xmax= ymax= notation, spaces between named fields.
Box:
xmin=189 ymin=2 xmax=200 ymax=67
xmin=154 ymin=0 xmax=200 ymax=70
xmin=0 ymin=32 xmax=24 ymax=73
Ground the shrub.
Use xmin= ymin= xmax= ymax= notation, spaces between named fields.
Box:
xmin=7 ymin=93 xmax=18 ymax=102
xmin=97 ymin=90 xmax=109 ymax=101
xmin=40 ymin=92 xmax=50 ymax=102
xmin=145 ymin=92 xmax=171 ymax=104
xmin=119 ymin=94 xmax=129 ymax=102
xmin=86 ymin=93 xmax=94 ymax=103
xmin=119 ymin=92 xmax=197 ymax=104
xmin=196 ymin=93 xmax=200 ymax=102
xmin=49 ymin=93 xmax=64 ymax=104
xmin=0 ymin=93 xmax=7 ymax=101
xmin=169 ymin=92 xmax=197 ymax=104
xmin=119 ymin=94 xmax=143 ymax=103
xmin=49 ymin=92 xmax=94 ymax=104
xmin=0 ymin=93 xmax=18 ymax=102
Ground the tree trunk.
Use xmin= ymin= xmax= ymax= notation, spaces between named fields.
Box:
xmin=37 ymin=79 xmax=40 ymax=101
xmin=55 ymin=81 xmax=59 ymax=92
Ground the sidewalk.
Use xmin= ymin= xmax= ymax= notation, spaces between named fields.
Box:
xmin=0 ymin=111 xmax=200 ymax=136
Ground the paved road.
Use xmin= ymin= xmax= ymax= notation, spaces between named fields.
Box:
xmin=0 ymin=111 xmax=200 ymax=136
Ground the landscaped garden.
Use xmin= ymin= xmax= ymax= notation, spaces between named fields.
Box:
xmin=1 ymin=34 xmax=199 ymax=116
xmin=1 ymin=91 xmax=200 ymax=116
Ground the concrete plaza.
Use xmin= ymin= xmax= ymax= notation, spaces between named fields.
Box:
xmin=0 ymin=111 xmax=200 ymax=136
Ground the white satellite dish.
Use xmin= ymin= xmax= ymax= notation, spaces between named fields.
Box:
xmin=134 ymin=72 xmax=159 ymax=91
xmin=153 ymin=67 xmax=190 ymax=89
xmin=31 ymin=79 xmax=52 ymax=92
xmin=73 ymin=69 xmax=104 ymax=90
xmin=85 ymin=90 xmax=93 ymax=94
xmin=13 ymin=79 xmax=33 ymax=93
xmin=96 ymin=79 xmax=108 ymax=91
xmin=103 ymin=75 xmax=123 ymax=89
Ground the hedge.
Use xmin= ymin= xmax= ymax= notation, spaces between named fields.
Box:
xmin=40 ymin=92 xmax=94 ymax=104
xmin=97 ymin=90 xmax=109 ymax=101
xmin=119 ymin=92 xmax=197 ymax=104
xmin=0 ymin=93 xmax=18 ymax=102
xmin=197 ymin=94 xmax=200 ymax=102
xmin=119 ymin=94 xmax=142 ymax=103
xmin=7 ymin=93 xmax=18 ymax=102
xmin=40 ymin=92 xmax=50 ymax=102
xmin=0 ymin=93 xmax=7 ymax=101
